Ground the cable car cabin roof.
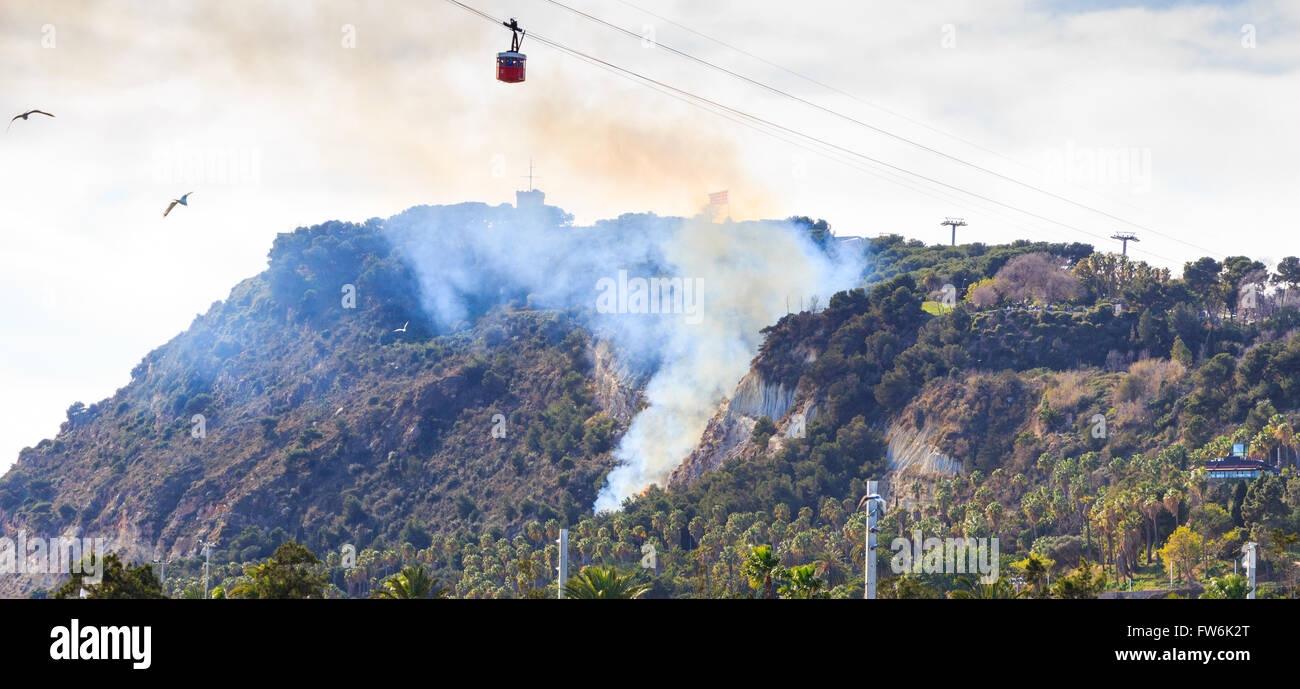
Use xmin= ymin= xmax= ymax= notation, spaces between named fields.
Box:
xmin=496 ymin=51 xmax=526 ymax=84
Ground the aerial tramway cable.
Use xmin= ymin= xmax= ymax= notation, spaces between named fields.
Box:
xmin=441 ymin=0 xmax=1181 ymax=263
xmin=537 ymin=0 xmax=1222 ymax=261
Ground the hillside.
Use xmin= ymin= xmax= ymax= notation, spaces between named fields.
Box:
xmin=4 ymin=208 xmax=1300 ymax=599
xmin=0 ymin=205 xmax=645 ymax=595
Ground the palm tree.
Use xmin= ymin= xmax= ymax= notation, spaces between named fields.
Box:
xmin=813 ymin=558 xmax=848 ymax=588
xmin=1186 ymin=468 xmax=1208 ymax=516
xmin=371 ymin=565 xmax=445 ymax=599
xmin=781 ymin=564 xmax=827 ymax=599
xmin=562 ymin=565 xmax=651 ymax=599
xmin=742 ymin=545 xmax=782 ymax=599
xmin=947 ymin=575 xmax=1028 ymax=599
xmin=1271 ymin=415 xmax=1295 ymax=467
xmin=1021 ymin=492 xmax=1043 ymax=540
xmin=984 ymin=501 xmax=1004 ymax=536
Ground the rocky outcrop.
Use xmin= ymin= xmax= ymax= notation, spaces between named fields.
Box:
xmin=668 ymin=371 xmax=807 ymax=487
xmin=881 ymin=419 xmax=963 ymax=510
xmin=588 ymin=339 xmax=645 ymax=425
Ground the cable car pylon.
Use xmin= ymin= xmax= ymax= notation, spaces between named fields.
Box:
xmin=1111 ymin=232 xmax=1139 ymax=256
xmin=497 ymin=18 xmax=527 ymax=83
xmin=941 ymin=217 xmax=967 ymax=246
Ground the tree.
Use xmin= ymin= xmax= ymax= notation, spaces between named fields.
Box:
xmin=1272 ymin=256 xmax=1300 ymax=307
xmin=562 ymin=565 xmax=650 ymax=599
xmin=966 ymin=278 xmax=999 ymax=308
xmin=1171 ymin=336 xmax=1193 ymax=366
xmin=1269 ymin=415 xmax=1295 ymax=467
xmin=1074 ymin=252 xmax=1168 ymax=299
xmin=397 ymin=520 xmax=432 ymax=550
xmin=947 ymin=576 xmax=1027 ymax=599
xmin=780 ymin=564 xmax=827 ymax=599
xmin=1267 ymin=529 xmax=1299 ymax=597
xmin=985 ymin=501 xmax=1004 ymax=536
xmin=751 ymin=416 xmax=777 ymax=448
xmin=990 ymin=252 xmax=1082 ymax=305
xmin=1157 ymin=526 xmax=1204 ymax=584
xmin=1221 ymin=256 xmax=1267 ymax=315
xmin=1230 ymin=481 xmax=1248 ymax=527
xmin=230 ymin=542 xmax=328 ymax=599
xmin=1182 ymin=257 xmax=1223 ymax=313
xmin=1012 ymin=553 xmax=1053 ymax=597
xmin=1048 ymin=561 xmax=1107 ymax=598
xmin=371 ymin=565 xmax=445 ymax=599
xmin=1138 ymin=309 xmax=1168 ymax=355
xmin=1022 ymin=492 xmax=1044 ymax=540
xmin=742 ymin=545 xmax=782 ymax=599
xmin=1199 ymin=573 xmax=1251 ymax=599
xmin=1241 ymin=474 xmax=1287 ymax=527
xmin=51 ymin=553 xmax=167 ymax=599
xmin=878 ymin=576 xmax=940 ymax=599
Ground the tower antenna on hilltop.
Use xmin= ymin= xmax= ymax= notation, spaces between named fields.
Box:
xmin=515 ymin=158 xmax=546 ymax=209
xmin=519 ymin=158 xmax=542 ymax=191
xmin=1111 ymin=232 xmax=1139 ymax=256
xmin=940 ymin=217 xmax=967 ymax=246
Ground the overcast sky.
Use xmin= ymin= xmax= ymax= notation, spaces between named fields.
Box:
xmin=1 ymin=0 xmax=1297 ymax=472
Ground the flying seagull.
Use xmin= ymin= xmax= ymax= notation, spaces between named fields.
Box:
xmin=7 ymin=109 xmax=54 ymax=132
xmin=163 ymin=192 xmax=193 ymax=217
xmin=857 ymin=493 xmax=884 ymax=511
xmin=393 ymin=322 xmax=409 ymax=333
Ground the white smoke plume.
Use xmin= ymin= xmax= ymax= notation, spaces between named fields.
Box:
xmin=382 ymin=201 xmax=863 ymax=513
xmin=594 ymin=216 xmax=861 ymax=511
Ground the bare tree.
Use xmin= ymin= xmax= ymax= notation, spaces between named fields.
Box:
xmin=992 ymin=253 xmax=1083 ymax=305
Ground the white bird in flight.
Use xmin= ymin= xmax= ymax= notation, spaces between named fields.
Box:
xmin=164 ymin=192 xmax=193 ymax=217
xmin=393 ymin=322 xmax=408 ymax=333
xmin=7 ymin=109 xmax=54 ymax=132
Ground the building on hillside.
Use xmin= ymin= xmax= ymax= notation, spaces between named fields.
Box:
xmin=1202 ymin=457 xmax=1278 ymax=480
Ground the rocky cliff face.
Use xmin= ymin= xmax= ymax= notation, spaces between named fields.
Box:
xmin=668 ymin=370 xmax=810 ymax=487
xmin=881 ymin=419 xmax=963 ymax=510
xmin=587 ymin=339 xmax=646 ymax=426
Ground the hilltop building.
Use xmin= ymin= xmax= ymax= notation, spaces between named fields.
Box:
xmin=516 ymin=188 xmax=544 ymax=209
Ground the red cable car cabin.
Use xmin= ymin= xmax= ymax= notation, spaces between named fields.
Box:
xmin=497 ymin=51 xmax=526 ymax=83
xmin=497 ymin=18 xmax=526 ymax=83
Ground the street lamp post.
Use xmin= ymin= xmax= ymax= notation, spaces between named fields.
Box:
xmin=153 ymin=554 xmax=172 ymax=591
xmin=198 ymin=540 xmax=217 ymax=599
xmin=556 ymin=529 xmax=568 ymax=599
xmin=858 ymin=481 xmax=885 ymax=600
xmin=1242 ymin=542 xmax=1257 ymax=600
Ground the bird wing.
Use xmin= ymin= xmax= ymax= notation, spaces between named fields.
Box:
xmin=164 ymin=200 xmax=178 ymax=217
xmin=30 ymin=110 xmax=54 ymax=118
